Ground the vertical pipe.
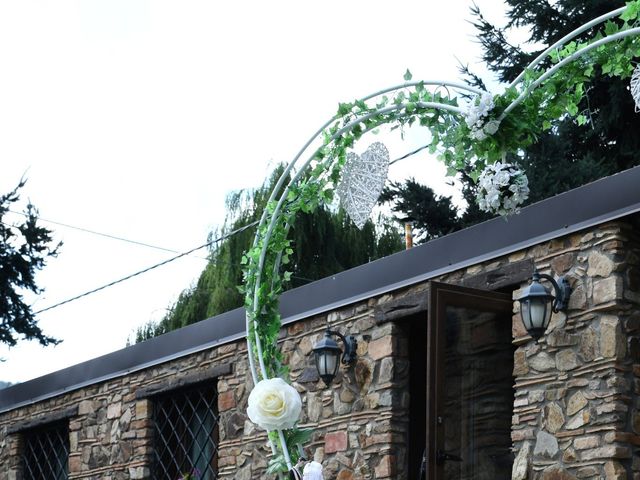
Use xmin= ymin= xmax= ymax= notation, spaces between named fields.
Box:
xmin=405 ymin=222 xmax=413 ymax=249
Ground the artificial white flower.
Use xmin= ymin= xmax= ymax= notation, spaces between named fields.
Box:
xmin=247 ymin=377 xmax=302 ymax=431
xmin=465 ymin=92 xmax=501 ymax=141
xmin=483 ymin=119 xmax=501 ymax=136
xmin=471 ymin=128 xmax=488 ymax=141
xmin=303 ymin=461 xmax=324 ymax=480
xmin=476 ymin=162 xmax=529 ymax=215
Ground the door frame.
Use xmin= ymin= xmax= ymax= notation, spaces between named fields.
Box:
xmin=425 ymin=281 xmax=513 ymax=480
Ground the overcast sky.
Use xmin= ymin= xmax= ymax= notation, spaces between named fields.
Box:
xmin=0 ymin=0 xmax=508 ymax=383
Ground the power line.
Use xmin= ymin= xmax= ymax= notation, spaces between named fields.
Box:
xmin=389 ymin=143 xmax=431 ymax=166
xmin=32 ymin=144 xmax=430 ymax=315
xmin=34 ymin=220 xmax=259 ymax=315
xmin=7 ymin=209 xmax=208 ymax=260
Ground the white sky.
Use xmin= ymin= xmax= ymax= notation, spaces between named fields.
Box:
xmin=0 ymin=0 xmax=508 ymax=384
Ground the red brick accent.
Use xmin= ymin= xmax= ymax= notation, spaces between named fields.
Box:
xmin=324 ymin=431 xmax=348 ymax=454
xmin=218 ymin=390 xmax=236 ymax=411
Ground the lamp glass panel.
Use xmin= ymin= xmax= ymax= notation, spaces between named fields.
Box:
xmin=529 ymin=299 xmax=548 ymax=329
xmin=316 ymin=350 xmax=339 ymax=377
xmin=520 ymin=300 xmax=533 ymax=330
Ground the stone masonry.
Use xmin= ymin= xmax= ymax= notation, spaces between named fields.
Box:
xmin=0 ymin=216 xmax=639 ymax=479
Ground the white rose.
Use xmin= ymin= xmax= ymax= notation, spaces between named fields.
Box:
xmin=493 ymin=170 xmax=511 ymax=187
xmin=247 ymin=378 xmax=302 ymax=431
xmin=303 ymin=461 xmax=324 ymax=480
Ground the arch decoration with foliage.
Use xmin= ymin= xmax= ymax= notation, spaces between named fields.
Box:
xmin=240 ymin=3 xmax=640 ymax=477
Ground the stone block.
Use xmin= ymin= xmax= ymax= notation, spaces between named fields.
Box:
xmin=593 ymin=276 xmax=623 ymax=305
xmin=567 ymin=391 xmax=588 ymax=416
xmin=574 ymin=435 xmax=600 ymax=450
xmin=78 ymin=400 xmax=95 ymax=415
xmin=512 ymin=441 xmax=530 ymax=480
xmin=325 ymin=431 xmax=348 ymax=454
xmin=566 ymin=409 xmax=590 ymax=430
xmin=588 ymin=251 xmax=615 ymax=278
xmin=556 ymin=349 xmax=579 ymax=371
xmin=218 ymin=390 xmax=236 ymax=411
xmin=377 ymin=357 xmax=394 ymax=384
xmin=579 ymin=327 xmax=599 ymax=361
xmin=601 ymin=316 xmax=626 ymax=359
xmin=107 ymin=403 xmax=122 ymax=420
xmin=541 ymin=465 xmax=577 ymax=479
xmin=530 ymin=352 xmax=556 ymax=372
xmin=604 ymin=460 xmax=627 ymax=480
xmin=534 ymin=431 xmax=559 ymax=459
xmin=544 ymin=403 xmax=565 ymax=433
xmin=374 ymin=455 xmax=396 ymax=478
xmin=580 ymin=445 xmax=631 ymax=460
xmin=368 ymin=336 xmax=394 ymax=360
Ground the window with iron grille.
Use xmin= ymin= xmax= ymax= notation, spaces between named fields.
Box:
xmin=21 ymin=420 xmax=69 ymax=480
xmin=153 ymin=383 xmax=219 ymax=480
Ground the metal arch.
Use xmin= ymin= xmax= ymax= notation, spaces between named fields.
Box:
xmin=245 ymin=5 xmax=640 ymax=471
xmin=244 ymin=81 xmax=479 ymax=470
xmin=509 ymin=6 xmax=627 ymax=89
xmin=503 ymin=26 xmax=640 ymax=118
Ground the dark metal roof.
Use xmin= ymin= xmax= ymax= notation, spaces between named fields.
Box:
xmin=2 ymin=166 xmax=640 ymax=413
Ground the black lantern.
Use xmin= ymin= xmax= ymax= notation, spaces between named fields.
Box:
xmin=312 ymin=330 xmax=357 ymax=386
xmin=518 ymin=270 xmax=571 ymax=339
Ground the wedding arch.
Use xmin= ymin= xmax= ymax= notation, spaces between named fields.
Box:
xmin=241 ymin=4 xmax=640 ymax=477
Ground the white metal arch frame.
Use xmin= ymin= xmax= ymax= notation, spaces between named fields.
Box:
xmin=243 ymin=5 xmax=640 ymax=474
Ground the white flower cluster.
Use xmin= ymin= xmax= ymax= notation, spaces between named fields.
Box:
xmin=476 ymin=162 xmax=530 ymax=215
xmin=465 ymin=92 xmax=500 ymax=141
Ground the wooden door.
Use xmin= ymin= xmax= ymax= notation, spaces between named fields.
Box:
xmin=425 ymin=282 xmax=514 ymax=480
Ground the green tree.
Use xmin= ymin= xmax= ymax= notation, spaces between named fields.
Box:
xmin=380 ymin=171 xmax=492 ymax=243
xmin=470 ymin=0 xmax=639 ymax=203
xmin=0 ymin=180 xmax=60 ymax=347
xmin=384 ymin=1 xmax=639 ymax=238
xmin=134 ymin=166 xmax=402 ymax=342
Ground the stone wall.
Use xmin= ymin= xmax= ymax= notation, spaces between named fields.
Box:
xmin=506 ymin=221 xmax=640 ymax=480
xmin=1 ymin=217 xmax=639 ymax=479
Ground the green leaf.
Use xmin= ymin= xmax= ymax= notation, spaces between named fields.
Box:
xmin=621 ymin=2 xmax=639 ymax=22
xmin=604 ymin=21 xmax=619 ymax=36
xmin=403 ymin=68 xmax=413 ymax=81
xmin=577 ymin=114 xmax=587 ymax=126
xmin=267 ymin=456 xmax=287 ymax=475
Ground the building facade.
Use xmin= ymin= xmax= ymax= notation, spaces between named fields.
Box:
xmin=1 ymin=168 xmax=640 ymax=479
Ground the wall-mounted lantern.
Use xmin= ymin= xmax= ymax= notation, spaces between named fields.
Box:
xmin=518 ymin=270 xmax=572 ymax=339
xmin=312 ymin=330 xmax=357 ymax=386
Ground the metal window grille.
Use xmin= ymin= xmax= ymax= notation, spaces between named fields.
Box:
xmin=21 ymin=421 xmax=69 ymax=480
xmin=153 ymin=383 xmax=219 ymax=480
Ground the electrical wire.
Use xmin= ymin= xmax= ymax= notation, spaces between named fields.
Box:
xmin=31 ymin=144 xmax=430 ymax=315
xmin=34 ymin=220 xmax=259 ymax=315
xmin=8 ymin=209 xmax=208 ymax=260
xmin=389 ymin=143 xmax=431 ymax=165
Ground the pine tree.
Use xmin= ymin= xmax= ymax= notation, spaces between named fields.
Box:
xmin=384 ymin=1 xmax=640 ymax=238
xmin=471 ymin=0 xmax=639 ymax=202
xmin=0 ymin=180 xmax=60 ymax=347
xmin=134 ymin=166 xmax=403 ymax=342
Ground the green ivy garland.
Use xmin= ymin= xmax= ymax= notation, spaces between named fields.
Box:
xmin=241 ymin=2 xmax=640 ymax=475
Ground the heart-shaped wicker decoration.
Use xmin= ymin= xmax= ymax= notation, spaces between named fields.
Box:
xmin=631 ymin=64 xmax=640 ymax=112
xmin=337 ymin=142 xmax=390 ymax=228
